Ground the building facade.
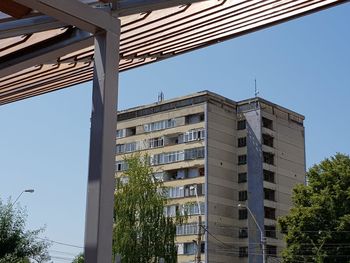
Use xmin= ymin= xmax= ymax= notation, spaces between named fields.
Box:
xmin=115 ymin=91 xmax=305 ymax=263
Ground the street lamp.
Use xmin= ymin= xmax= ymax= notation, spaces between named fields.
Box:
xmin=238 ymin=204 xmax=266 ymax=263
xmin=12 ymin=189 xmax=35 ymax=206
xmin=190 ymin=185 xmax=202 ymax=263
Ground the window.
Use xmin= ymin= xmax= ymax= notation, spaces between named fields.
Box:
xmin=238 ymin=191 xmax=248 ymax=201
xmin=266 ymin=245 xmax=277 ymax=256
xmin=116 ymin=144 xmax=125 ymax=154
xmin=183 ymin=129 xmax=205 ymax=142
xmin=185 ymin=147 xmax=205 ymax=160
xmin=238 ymin=155 xmax=247 ymax=165
xmin=238 ymin=173 xmax=247 ymax=183
xmin=149 ymin=137 xmax=164 ymax=148
xmin=262 ymin=134 xmax=274 ymax=147
xmin=263 ymin=152 xmax=274 ymax=165
xmin=263 ymin=169 xmax=275 ymax=183
xmin=144 ymin=119 xmax=176 ymax=132
xmin=184 ymin=184 xmax=203 ymax=197
xmin=264 ymin=188 xmax=275 ymax=201
xmin=265 ymin=225 xmax=276 ymax=238
xmin=124 ymin=142 xmax=137 ymax=152
xmin=237 ymin=120 xmax=246 ymax=130
xmin=176 ymin=223 xmax=199 ymax=236
xmin=151 ymin=151 xmax=185 ymax=165
xmin=115 ymin=161 xmax=128 ymax=171
xmin=199 ymin=167 xmax=205 ymax=177
xmin=184 ymin=243 xmax=195 ymax=255
xmin=116 ymin=129 xmax=126 ymax=138
xmin=264 ymin=207 xmax=276 ymax=220
xmin=126 ymin=127 xmax=136 ymax=136
xmin=239 ymin=228 xmax=248 ymax=238
xmin=183 ymin=202 xmax=205 ymax=216
xmin=239 ymin=247 xmax=248 ymax=257
xmin=153 ymin=172 xmax=165 ymax=181
xmin=164 ymin=205 xmax=177 ymax=217
xmin=238 ymin=137 xmax=247 ymax=147
xmin=262 ymin=117 xmax=273 ymax=130
xmin=185 ymin=113 xmax=204 ymax=124
xmin=239 ymin=209 xmax=248 ymax=220
xmin=167 ymin=186 xmax=184 ymax=198
xmin=200 ymin=242 xmax=205 ymax=253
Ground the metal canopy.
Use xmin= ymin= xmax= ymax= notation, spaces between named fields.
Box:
xmin=0 ymin=0 xmax=348 ymax=105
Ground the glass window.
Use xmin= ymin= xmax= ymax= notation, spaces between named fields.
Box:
xmin=237 ymin=120 xmax=246 ymax=130
xmin=264 ymin=188 xmax=276 ymax=201
xmin=262 ymin=117 xmax=273 ymax=130
xmin=176 ymin=223 xmax=199 ymax=236
xmin=266 ymin=245 xmax=277 ymax=256
xmin=264 ymin=207 xmax=276 ymax=220
xmin=265 ymin=225 xmax=276 ymax=238
xmin=239 ymin=209 xmax=248 ymax=220
xmin=183 ymin=129 xmax=205 ymax=142
xmin=184 ymin=243 xmax=195 ymax=255
xmin=238 ymin=172 xmax=247 ymax=183
xmin=263 ymin=169 xmax=275 ymax=183
xmin=238 ymin=191 xmax=248 ymax=201
xmin=238 ymin=137 xmax=247 ymax=147
xmin=239 ymin=247 xmax=248 ymax=257
xmin=116 ymin=129 xmax=126 ymax=138
xmin=263 ymin=152 xmax=274 ymax=165
xmin=186 ymin=113 xmax=204 ymax=124
xmin=144 ymin=119 xmax=176 ymax=132
xmin=115 ymin=161 xmax=128 ymax=171
xmin=238 ymin=155 xmax=247 ymax=165
xmin=239 ymin=227 xmax=248 ymax=238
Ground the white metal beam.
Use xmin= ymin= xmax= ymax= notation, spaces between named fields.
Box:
xmin=115 ymin=0 xmax=208 ymax=16
xmin=14 ymin=0 xmax=117 ymax=33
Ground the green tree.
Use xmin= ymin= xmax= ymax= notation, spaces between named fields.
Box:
xmin=113 ymin=154 xmax=180 ymax=263
xmin=72 ymin=253 xmax=84 ymax=263
xmin=278 ymin=153 xmax=350 ymax=263
xmin=0 ymin=199 xmax=51 ymax=263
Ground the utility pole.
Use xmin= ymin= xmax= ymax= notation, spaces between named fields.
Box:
xmin=238 ymin=204 xmax=266 ymax=263
xmin=195 ymin=215 xmax=202 ymax=263
xmin=191 ymin=185 xmax=202 ymax=263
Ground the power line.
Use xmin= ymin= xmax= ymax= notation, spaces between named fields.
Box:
xmin=50 ymin=255 xmax=75 ymax=262
xmin=200 ymin=225 xmax=231 ymax=249
xmin=49 ymin=249 xmax=79 ymax=256
xmin=36 ymin=237 xmax=83 ymax=249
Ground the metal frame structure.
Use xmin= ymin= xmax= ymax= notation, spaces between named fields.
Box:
xmin=0 ymin=0 xmax=348 ymax=262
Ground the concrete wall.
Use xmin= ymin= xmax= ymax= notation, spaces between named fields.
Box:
xmin=245 ymin=109 xmax=264 ymax=263
xmin=206 ymin=100 xmax=237 ymax=263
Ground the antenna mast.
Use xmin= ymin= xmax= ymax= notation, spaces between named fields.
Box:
xmin=254 ymin=78 xmax=259 ymax=97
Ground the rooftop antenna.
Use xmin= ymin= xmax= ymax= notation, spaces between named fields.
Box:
xmin=158 ymin=91 xmax=164 ymax=103
xmin=254 ymin=78 xmax=259 ymax=97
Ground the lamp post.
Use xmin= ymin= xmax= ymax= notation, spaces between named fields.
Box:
xmin=238 ymin=204 xmax=266 ymax=263
xmin=190 ymin=185 xmax=202 ymax=263
xmin=12 ymin=189 xmax=35 ymax=206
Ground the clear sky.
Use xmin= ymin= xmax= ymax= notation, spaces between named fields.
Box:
xmin=0 ymin=3 xmax=349 ymax=262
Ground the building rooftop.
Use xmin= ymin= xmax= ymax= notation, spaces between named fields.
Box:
xmin=117 ymin=90 xmax=304 ymax=122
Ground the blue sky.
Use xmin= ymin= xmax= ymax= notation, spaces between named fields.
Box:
xmin=0 ymin=3 xmax=349 ymax=262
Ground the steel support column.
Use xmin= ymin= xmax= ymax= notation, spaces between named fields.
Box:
xmin=84 ymin=20 xmax=120 ymax=263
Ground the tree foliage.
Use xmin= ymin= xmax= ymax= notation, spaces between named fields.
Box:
xmin=113 ymin=154 xmax=179 ymax=263
xmin=278 ymin=153 xmax=350 ymax=263
xmin=0 ymin=199 xmax=51 ymax=263
xmin=72 ymin=253 xmax=84 ymax=263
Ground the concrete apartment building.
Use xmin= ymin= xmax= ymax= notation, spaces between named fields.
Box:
xmin=115 ymin=91 xmax=305 ymax=263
